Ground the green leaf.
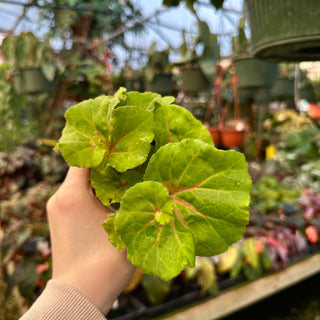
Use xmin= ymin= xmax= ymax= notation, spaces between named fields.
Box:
xmin=108 ymin=106 xmax=154 ymax=172
xmin=144 ymin=139 xmax=251 ymax=257
xmin=154 ymin=104 xmax=213 ymax=148
xmin=115 ymin=181 xmax=196 ymax=280
xmin=91 ymin=167 xmax=142 ymax=205
xmin=243 ymin=238 xmax=260 ymax=269
xmin=141 ymin=274 xmax=173 ymax=305
xmin=58 ymin=96 xmax=154 ymax=171
xmin=119 ymin=91 xmax=162 ymax=111
xmin=102 ymin=213 xmax=125 ymax=250
xmin=156 ymin=96 xmax=176 ymax=106
xmin=57 ymin=89 xmax=251 ymax=280
xmin=58 ymin=96 xmax=114 ymax=167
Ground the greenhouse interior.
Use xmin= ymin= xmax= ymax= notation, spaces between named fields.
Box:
xmin=1 ymin=0 xmax=320 ymax=319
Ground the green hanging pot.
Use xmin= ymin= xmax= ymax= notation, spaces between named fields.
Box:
xmin=238 ymin=87 xmax=272 ymax=103
xmin=125 ymin=78 xmax=145 ymax=92
xmin=146 ymin=73 xmax=173 ymax=95
xmin=271 ymin=78 xmax=294 ymax=99
xmin=13 ymin=67 xmax=56 ymax=95
xmin=245 ymin=0 xmax=320 ymax=61
xmin=234 ymin=55 xmax=278 ymax=89
xmin=179 ymin=66 xmax=211 ymax=92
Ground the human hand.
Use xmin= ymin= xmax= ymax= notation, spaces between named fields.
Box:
xmin=46 ymin=167 xmax=135 ymax=315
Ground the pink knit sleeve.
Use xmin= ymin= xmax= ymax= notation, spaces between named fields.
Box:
xmin=19 ymin=279 xmax=106 ymax=320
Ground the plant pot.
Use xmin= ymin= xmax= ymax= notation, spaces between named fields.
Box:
xmin=13 ymin=67 xmax=56 ymax=94
xmin=238 ymin=88 xmax=271 ymax=103
xmin=271 ymin=78 xmax=294 ymax=99
xmin=146 ymin=73 xmax=173 ymax=95
xmin=125 ymin=78 xmax=145 ymax=92
xmin=179 ymin=66 xmax=211 ymax=92
xmin=220 ymin=128 xmax=246 ymax=149
xmin=234 ymin=56 xmax=278 ymax=89
xmin=245 ymin=0 xmax=320 ymax=61
xmin=208 ymin=126 xmax=222 ymax=147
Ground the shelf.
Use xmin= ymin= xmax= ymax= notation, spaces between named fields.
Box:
xmin=154 ymin=251 xmax=320 ymax=320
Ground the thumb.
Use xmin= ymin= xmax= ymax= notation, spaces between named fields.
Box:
xmin=62 ymin=166 xmax=91 ymax=192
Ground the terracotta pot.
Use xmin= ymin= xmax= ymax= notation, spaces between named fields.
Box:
xmin=208 ymin=126 xmax=222 ymax=147
xmin=221 ymin=128 xmax=246 ymax=149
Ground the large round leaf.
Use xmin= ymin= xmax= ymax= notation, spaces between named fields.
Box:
xmin=108 ymin=106 xmax=154 ymax=172
xmin=115 ymin=181 xmax=195 ymax=280
xmin=58 ymin=96 xmax=114 ymax=167
xmin=144 ymin=139 xmax=251 ymax=256
xmin=58 ymin=96 xmax=154 ymax=172
xmin=120 ymin=91 xmax=161 ymax=111
xmin=154 ymin=105 xmax=213 ymax=148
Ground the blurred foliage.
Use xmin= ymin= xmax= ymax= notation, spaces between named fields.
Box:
xmin=0 ymin=145 xmax=67 ymax=312
xmin=250 ymin=175 xmax=301 ymax=215
xmin=38 ymin=0 xmax=144 ymax=48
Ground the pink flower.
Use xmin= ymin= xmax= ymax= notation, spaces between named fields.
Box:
xmin=36 ymin=262 xmax=49 ymax=274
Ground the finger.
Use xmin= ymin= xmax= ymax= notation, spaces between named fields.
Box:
xmin=63 ymin=166 xmax=91 ymax=191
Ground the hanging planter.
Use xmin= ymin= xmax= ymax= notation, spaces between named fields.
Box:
xmin=13 ymin=67 xmax=55 ymax=95
xmin=179 ymin=65 xmax=211 ymax=92
xmin=125 ymin=78 xmax=145 ymax=92
xmin=208 ymin=126 xmax=222 ymax=147
xmin=245 ymin=0 xmax=320 ymax=61
xmin=173 ymin=20 xmax=220 ymax=93
xmin=2 ymin=32 xmax=57 ymax=95
xmin=204 ymin=64 xmax=246 ymax=149
xmin=234 ymin=55 xmax=278 ymax=89
xmin=144 ymin=44 xmax=173 ymax=94
xmin=220 ymin=127 xmax=246 ymax=149
xmin=146 ymin=73 xmax=173 ymax=95
xmin=271 ymin=78 xmax=294 ymax=100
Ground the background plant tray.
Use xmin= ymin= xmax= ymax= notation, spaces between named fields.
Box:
xmin=107 ymin=246 xmax=320 ymax=320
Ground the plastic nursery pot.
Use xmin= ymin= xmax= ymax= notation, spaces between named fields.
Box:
xmin=13 ymin=67 xmax=55 ymax=95
xmin=220 ymin=128 xmax=246 ymax=149
xmin=146 ymin=73 xmax=173 ymax=95
xmin=238 ymin=87 xmax=272 ymax=103
xmin=245 ymin=0 xmax=320 ymax=61
xmin=125 ymin=78 xmax=145 ymax=92
xmin=271 ymin=78 xmax=294 ymax=100
xmin=179 ymin=66 xmax=211 ymax=92
xmin=234 ymin=55 xmax=278 ymax=89
xmin=208 ymin=126 xmax=222 ymax=147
